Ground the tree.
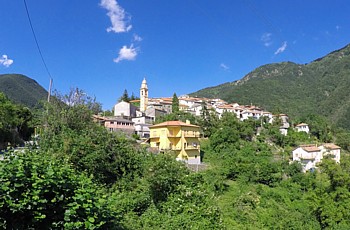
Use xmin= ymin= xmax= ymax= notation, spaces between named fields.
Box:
xmin=0 ymin=149 xmax=116 ymax=229
xmin=171 ymin=93 xmax=179 ymax=113
xmin=119 ymin=89 xmax=130 ymax=102
xmin=40 ymin=89 xmax=145 ymax=186
xmin=0 ymin=92 xmax=34 ymax=149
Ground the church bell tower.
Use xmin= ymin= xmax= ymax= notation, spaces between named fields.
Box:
xmin=140 ymin=78 xmax=148 ymax=112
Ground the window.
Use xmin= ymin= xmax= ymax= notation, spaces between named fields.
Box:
xmin=110 ymin=121 xmax=114 ymax=124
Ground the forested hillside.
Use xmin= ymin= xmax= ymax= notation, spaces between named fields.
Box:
xmin=2 ymin=89 xmax=350 ymax=229
xmin=0 ymin=74 xmax=48 ymax=108
xmin=191 ymin=43 xmax=350 ymax=130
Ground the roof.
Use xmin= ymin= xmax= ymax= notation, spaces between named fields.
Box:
xmin=296 ymin=123 xmax=308 ymax=127
xmin=150 ymin=120 xmax=200 ymax=128
xmin=322 ymin=143 xmax=341 ymax=149
xmin=299 ymin=145 xmax=320 ymax=152
xmin=92 ymin=115 xmax=133 ymax=123
xmin=303 ymin=146 xmax=320 ymax=152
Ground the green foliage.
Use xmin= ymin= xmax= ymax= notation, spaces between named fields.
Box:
xmin=0 ymin=149 xmax=116 ymax=229
xmin=197 ymin=103 xmax=220 ymax=137
xmin=40 ymin=90 xmax=144 ymax=186
xmin=155 ymin=110 xmax=198 ymax=125
xmin=210 ymin=112 xmax=254 ymax=151
xmin=145 ymin=154 xmax=189 ymax=205
xmin=118 ymin=89 xmax=139 ymax=103
xmin=172 ymin=92 xmax=179 ymax=113
xmin=0 ymin=92 xmax=34 ymax=149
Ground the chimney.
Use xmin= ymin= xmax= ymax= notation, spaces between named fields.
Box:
xmin=186 ymin=120 xmax=190 ymax=124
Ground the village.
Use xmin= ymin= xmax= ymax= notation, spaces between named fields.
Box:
xmin=93 ymin=78 xmax=341 ymax=172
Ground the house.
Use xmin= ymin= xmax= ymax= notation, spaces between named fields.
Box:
xmin=319 ymin=143 xmax=341 ymax=163
xmin=132 ymin=116 xmax=153 ymax=138
xmin=292 ymin=143 xmax=341 ymax=172
xmin=273 ymin=114 xmax=290 ymax=136
xmin=93 ymin=115 xmax=135 ymax=135
xmin=295 ymin=123 xmax=310 ymax=133
xmin=113 ymin=101 xmax=138 ymax=118
xmin=149 ymin=120 xmax=201 ymax=164
xmin=292 ymin=145 xmax=322 ymax=172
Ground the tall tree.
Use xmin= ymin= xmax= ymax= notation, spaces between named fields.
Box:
xmin=172 ymin=93 xmax=179 ymax=113
xmin=119 ymin=89 xmax=130 ymax=102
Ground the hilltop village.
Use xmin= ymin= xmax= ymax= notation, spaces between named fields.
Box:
xmin=95 ymin=78 xmax=277 ymax=137
xmin=93 ymin=79 xmax=341 ymax=171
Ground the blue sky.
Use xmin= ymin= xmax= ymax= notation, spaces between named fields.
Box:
xmin=1 ymin=0 xmax=349 ymax=110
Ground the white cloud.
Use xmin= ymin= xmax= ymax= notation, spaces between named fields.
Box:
xmin=133 ymin=34 xmax=142 ymax=42
xmin=261 ymin=32 xmax=272 ymax=47
xmin=100 ymin=0 xmax=132 ymax=33
xmin=113 ymin=44 xmax=138 ymax=63
xmin=220 ymin=63 xmax=229 ymax=70
xmin=0 ymin=54 xmax=14 ymax=67
xmin=274 ymin=41 xmax=287 ymax=55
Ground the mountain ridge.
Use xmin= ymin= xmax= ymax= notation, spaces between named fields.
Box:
xmin=191 ymin=43 xmax=350 ymax=129
xmin=0 ymin=74 xmax=48 ymax=108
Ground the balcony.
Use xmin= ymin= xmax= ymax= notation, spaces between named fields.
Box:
xmin=183 ymin=132 xmax=201 ymax=138
xmin=185 ymin=145 xmax=200 ymax=150
xmin=161 ymin=145 xmax=181 ymax=151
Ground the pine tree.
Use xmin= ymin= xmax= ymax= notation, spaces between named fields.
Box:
xmin=172 ymin=93 xmax=179 ymax=113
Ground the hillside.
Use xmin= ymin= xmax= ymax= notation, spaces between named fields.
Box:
xmin=191 ymin=43 xmax=350 ymax=129
xmin=0 ymin=74 xmax=48 ymax=108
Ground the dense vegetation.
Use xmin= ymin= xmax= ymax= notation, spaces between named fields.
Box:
xmin=191 ymin=43 xmax=350 ymax=130
xmin=0 ymin=92 xmax=34 ymax=149
xmin=2 ymin=88 xmax=350 ymax=228
xmin=0 ymin=74 xmax=48 ymax=108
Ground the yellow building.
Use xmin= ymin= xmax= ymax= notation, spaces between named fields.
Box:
xmin=149 ymin=120 xmax=201 ymax=164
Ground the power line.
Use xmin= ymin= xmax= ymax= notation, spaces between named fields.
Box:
xmin=23 ymin=0 xmax=53 ymax=79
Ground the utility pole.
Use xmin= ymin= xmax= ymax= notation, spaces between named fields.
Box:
xmin=47 ymin=78 xmax=52 ymax=102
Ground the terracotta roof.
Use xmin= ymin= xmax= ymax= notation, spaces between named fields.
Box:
xmin=322 ymin=143 xmax=341 ymax=149
xmin=296 ymin=123 xmax=308 ymax=127
xmin=150 ymin=120 xmax=200 ymax=128
xmin=217 ymin=105 xmax=234 ymax=109
xmin=301 ymin=145 xmax=320 ymax=152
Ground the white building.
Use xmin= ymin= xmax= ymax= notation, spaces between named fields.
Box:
xmin=292 ymin=143 xmax=341 ymax=172
xmin=114 ymin=101 xmax=138 ymax=118
xmin=140 ymin=78 xmax=148 ymax=112
xmin=295 ymin=123 xmax=310 ymax=133
xmin=132 ymin=116 xmax=153 ymax=138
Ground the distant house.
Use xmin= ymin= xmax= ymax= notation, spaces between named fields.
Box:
xmin=145 ymin=107 xmax=167 ymax=121
xmin=292 ymin=143 xmax=341 ymax=172
xmin=295 ymin=123 xmax=310 ymax=133
xmin=132 ymin=116 xmax=153 ymax=138
xmin=114 ymin=101 xmax=138 ymax=119
xmin=93 ymin=115 xmax=135 ymax=135
xmin=272 ymin=114 xmax=290 ymax=136
xmin=149 ymin=120 xmax=201 ymax=164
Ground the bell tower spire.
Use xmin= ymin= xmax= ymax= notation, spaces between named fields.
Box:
xmin=140 ymin=78 xmax=148 ymax=112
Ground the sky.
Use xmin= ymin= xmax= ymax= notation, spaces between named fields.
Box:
xmin=1 ymin=0 xmax=349 ymax=110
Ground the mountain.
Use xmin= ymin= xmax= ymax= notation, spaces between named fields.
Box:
xmin=191 ymin=43 xmax=350 ymax=129
xmin=0 ymin=74 xmax=48 ymax=108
